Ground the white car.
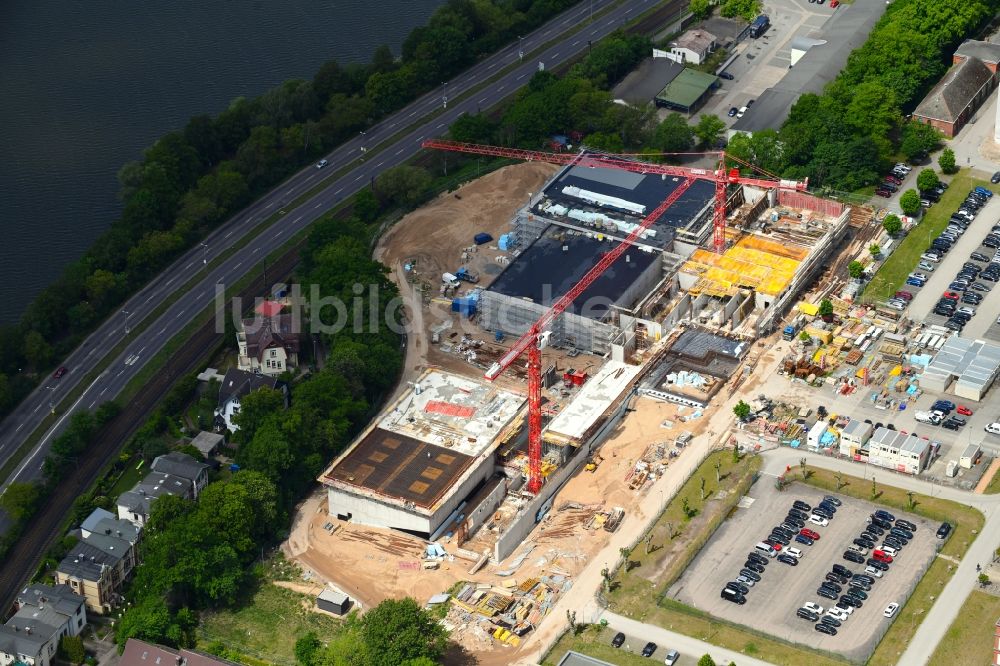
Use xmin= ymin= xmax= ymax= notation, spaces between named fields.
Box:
xmin=848 ymin=545 xmax=869 ymax=556
xmin=737 ymin=575 xmax=755 ymax=587
xmin=880 ymin=546 xmax=898 ymax=557
xmin=884 ymin=602 xmax=900 ymax=618
xmin=664 ymin=650 xmax=680 ymax=666
xmin=958 ymin=306 xmax=977 ymax=316
xmin=802 ymin=602 xmax=825 ymax=614
xmin=920 ymin=253 xmax=942 ymax=262
xmin=316 ymin=159 xmax=329 ymax=168
xmin=826 ymin=608 xmax=849 ymax=620
xmin=986 ymin=422 xmax=1000 ymax=435
xmin=736 ymin=106 xmax=748 ymax=118
xmin=785 ymin=547 xmax=803 ymax=559
xmin=895 ymin=163 xmax=912 ymax=173
xmin=865 ymin=565 xmax=885 ymax=578
xmin=809 ymin=515 xmax=829 ymax=527
xmin=834 ymin=604 xmax=854 ymax=615
xmin=908 ymin=272 xmax=929 ymax=281
xmin=918 ymin=261 xmax=936 ymax=271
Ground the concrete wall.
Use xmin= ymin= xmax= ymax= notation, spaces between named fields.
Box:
xmin=464 ymin=476 xmax=508 ymax=537
xmin=494 ymin=389 xmax=636 ymax=562
xmin=661 ymin=293 xmax=693 ymax=330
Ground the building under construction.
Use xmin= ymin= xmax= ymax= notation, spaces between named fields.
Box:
xmin=478 ymin=160 xmax=851 ymax=356
xmin=321 ymin=371 xmax=525 ymax=538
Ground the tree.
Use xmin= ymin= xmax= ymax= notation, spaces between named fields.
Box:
xmin=698 ymin=655 xmax=718 ymax=666
xmin=376 ymin=165 xmax=433 ymax=208
xmin=799 ymin=457 xmax=807 ymax=479
xmin=715 ymin=459 xmax=722 ymax=483
xmin=882 ymin=214 xmax=901 ymax=236
xmin=835 ymin=472 xmax=844 ymax=491
xmin=731 ymin=445 xmax=740 ymax=463
xmin=653 ymin=113 xmax=695 ymax=153
xmin=720 ymin=0 xmax=759 ymax=21
xmin=690 ymin=0 xmax=711 ymax=20
xmin=938 ymin=148 xmax=958 ymax=174
xmin=22 ymin=330 xmax=53 ymax=369
xmin=900 ymin=122 xmax=941 ymax=161
xmin=733 ymin=400 xmax=752 ymax=421
xmin=59 ymin=635 xmax=86 ymax=665
xmin=818 ymin=298 xmax=834 ymax=317
xmin=700 ymin=477 xmax=707 ymax=500
xmin=899 ymin=189 xmax=921 ymax=215
xmin=294 ymin=632 xmax=321 ymax=665
xmin=848 ymin=260 xmax=865 ymax=280
xmin=361 ymin=598 xmax=448 ymax=666
xmin=916 ymin=169 xmax=939 ymax=192
xmin=869 ymin=243 xmax=882 ymax=258
xmin=0 ymin=481 xmax=40 ymax=523
xmin=694 ymin=114 xmax=725 ymax=148
xmin=799 ymin=331 xmax=811 ymax=343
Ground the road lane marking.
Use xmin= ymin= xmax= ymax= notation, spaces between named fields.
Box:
xmin=436 ymin=123 xmax=444 ymax=129
xmin=166 ymin=277 xmax=174 ymax=285
xmin=273 ymin=231 xmax=283 ymax=240
xmin=479 ymin=97 xmax=487 ymax=104
xmin=234 ymin=261 xmax=243 ymax=268
xmin=395 ymin=148 xmax=404 ymax=156
xmin=517 ymin=74 xmax=525 ymax=80
xmin=334 ymin=188 xmax=343 ymax=195
xmin=314 ymin=203 xmax=322 ymax=208
xmin=409 ymin=111 xmax=416 ymax=117
xmin=15 ymin=424 xmax=22 ymax=432
xmin=186 ymin=262 xmax=193 ymax=269
xmin=573 ymin=40 xmax=579 ymax=46
xmin=253 ymin=248 xmax=259 ymax=254
xmin=145 ymin=295 xmax=153 ymax=303
xmin=32 ymin=405 xmax=39 ymax=413
xmin=89 ymin=400 xmax=96 ymax=409
xmin=225 ymin=230 xmax=234 ymax=238
xmin=159 ymin=327 xmax=166 ymax=335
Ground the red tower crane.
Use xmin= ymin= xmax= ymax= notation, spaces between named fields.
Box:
xmin=421 ymin=139 xmax=808 ymax=494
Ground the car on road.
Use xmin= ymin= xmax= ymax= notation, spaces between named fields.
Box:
xmin=612 ymin=632 xmax=626 ymax=648
xmin=315 ymin=159 xmax=328 ymax=168
xmin=728 ymin=107 xmax=738 ymax=117
xmin=641 ymin=642 xmax=657 ymax=657
xmin=884 ymin=602 xmax=900 ymax=618
xmin=815 ymin=623 xmax=837 ymax=636
xmin=809 ymin=515 xmax=829 ymax=527
xmin=53 ymin=366 xmax=67 ymax=379
xmin=664 ymin=649 xmax=680 ymax=666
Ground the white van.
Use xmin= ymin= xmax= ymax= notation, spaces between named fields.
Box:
xmin=755 ymin=542 xmax=777 ymax=558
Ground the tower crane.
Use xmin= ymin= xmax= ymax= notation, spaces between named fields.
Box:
xmin=421 ymin=139 xmax=808 ymax=494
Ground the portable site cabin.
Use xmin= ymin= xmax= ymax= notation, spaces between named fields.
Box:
xmin=316 ymin=589 xmax=351 ymax=615
xmin=807 ymin=420 xmax=828 ymax=450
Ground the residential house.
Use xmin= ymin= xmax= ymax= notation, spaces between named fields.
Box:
xmin=668 ymin=29 xmax=717 ymax=65
xmin=151 ymin=451 xmax=210 ymax=498
xmin=54 ymin=526 xmax=137 ymax=614
xmin=954 ymin=39 xmax=1000 ymax=73
xmin=120 ymin=639 xmax=243 ymax=666
xmin=189 ymin=431 xmax=224 ymax=458
xmin=0 ymin=584 xmax=86 ymax=666
xmin=215 ymin=368 xmax=289 ymax=432
xmin=117 ymin=472 xmax=192 ymax=527
xmin=236 ymin=313 xmax=301 ymax=376
xmin=912 ymin=56 xmax=996 ymax=137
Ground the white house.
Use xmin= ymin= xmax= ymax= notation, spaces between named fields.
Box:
xmin=669 ymin=29 xmax=717 ymax=65
xmin=0 ymin=584 xmax=86 ymax=666
xmin=215 ymin=368 xmax=289 ymax=432
xmin=236 ymin=313 xmax=301 ymax=376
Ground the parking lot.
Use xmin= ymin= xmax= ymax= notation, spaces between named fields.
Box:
xmin=667 ymin=481 xmax=939 ymax=662
xmin=894 ymin=185 xmax=1000 ymax=342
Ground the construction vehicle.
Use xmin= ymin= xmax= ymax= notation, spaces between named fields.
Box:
xmin=585 ymin=454 xmax=604 ymax=472
xmin=422 ymin=139 xmax=807 ymax=494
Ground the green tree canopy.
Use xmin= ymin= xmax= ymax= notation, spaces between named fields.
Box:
xmin=694 ymin=114 xmax=725 ymax=148
xmin=698 ymin=654 xmax=718 ymax=666
xmin=0 ymin=481 xmax=41 ymax=523
xmin=882 ymin=214 xmax=901 ymax=236
xmin=653 ymin=113 xmax=695 ymax=154
xmin=818 ymin=298 xmax=834 ymax=317
xmin=916 ymin=169 xmax=939 ymax=192
xmin=848 ymin=260 xmax=865 ymax=279
xmin=899 ymin=189 xmax=921 ymax=215
xmin=938 ymin=147 xmax=957 ymax=174
xmin=361 ymin=598 xmax=449 ymax=666
xmin=733 ymin=400 xmax=752 ymax=421
xmin=900 ymin=121 xmax=941 ymax=161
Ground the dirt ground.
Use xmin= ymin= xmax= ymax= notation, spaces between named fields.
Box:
xmin=374 ymin=162 xmax=558 ymax=393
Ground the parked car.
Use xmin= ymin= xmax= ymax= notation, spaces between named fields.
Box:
xmin=866 ymin=559 xmax=889 ymax=572
xmin=817 ymin=587 xmax=838 ymax=600
xmin=815 ymin=623 xmax=837 ymax=636
xmin=777 ymin=553 xmax=799 ymax=566
xmin=800 ymin=528 xmax=821 ymax=540
xmin=664 ymin=650 xmax=680 ymax=666
xmin=884 ymin=602 xmax=899 ymax=618
xmin=642 ymin=642 xmax=657 ymax=657
xmin=809 ymin=515 xmax=829 ymax=527
xmin=843 ymin=551 xmax=865 ymax=564
xmin=612 ymin=632 xmax=626 ymax=648
xmin=896 ymin=520 xmax=917 ymax=532
xmin=795 ymin=534 xmax=815 ymax=546
xmin=831 ymin=564 xmax=852 ymax=577
xmin=937 ymin=522 xmax=953 ymax=539
xmin=865 ymin=565 xmax=884 ymax=578
xmin=793 ymin=500 xmax=812 ymax=512
xmin=728 ymin=107 xmax=739 ymax=117
xmin=740 ymin=568 xmax=761 ymax=582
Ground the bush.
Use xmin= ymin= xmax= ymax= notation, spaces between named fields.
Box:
xmin=939 ymin=148 xmax=958 ymax=174
xmin=848 ymin=260 xmax=865 ymax=279
xmin=882 ymin=214 xmax=902 ymax=236
xmin=916 ymin=168 xmax=939 ymax=191
xmin=900 ymin=189 xmax=921 ymax=215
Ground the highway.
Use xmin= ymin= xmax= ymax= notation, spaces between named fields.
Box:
xmin=0 ymin=0 xmax=665 ymax=501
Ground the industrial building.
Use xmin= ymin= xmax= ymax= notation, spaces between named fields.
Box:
xmin=920 ymin=337 xmax=1000 ymax=401
xmin=849 ymin=426 xmax=932 ymax=475
xmin=321 ymin=370 xmax=525 ymax=538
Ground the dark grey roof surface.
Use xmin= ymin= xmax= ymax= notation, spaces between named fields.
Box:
xmin=151 ymin=451 xmax=209 ymax=482
xmin=612 ymin=57 xmax=685 ymax=105
xmin=955 ymin=39 xmax=1000 ymax=65
xmin=671 ymin=328 xmax=749 ymax=359
xmin=488 ymin=226 xmax=659 ymax=318
xmin=218 ymin=368 xmax=283 ymax=406
xmin=913 ymin=57 xmax=994 ymax=123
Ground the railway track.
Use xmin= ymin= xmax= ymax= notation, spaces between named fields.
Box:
xmin=0 ymin=245 xmax=302 ymax=614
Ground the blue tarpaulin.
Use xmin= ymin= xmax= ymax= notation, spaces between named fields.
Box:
xmin=474 ymin=232 xmax=493 ymax=245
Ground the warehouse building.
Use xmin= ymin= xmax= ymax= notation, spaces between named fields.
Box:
xmin=920 ymin=337 xmax=1000 ymax=401
xmin=321 ymin=370 xmax=524 ymax=538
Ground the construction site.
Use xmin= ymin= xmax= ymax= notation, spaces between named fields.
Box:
xmin=294 ymin=144 xmax=863 ymax=661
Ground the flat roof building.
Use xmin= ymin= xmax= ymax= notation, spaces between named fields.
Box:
xmin=321 ymin=370 xmax=524 ymax=537
xmin=655 ymin=69 xmax=719 ymax=113
xmin=920 ymin=337 xmax=1000 ymax=400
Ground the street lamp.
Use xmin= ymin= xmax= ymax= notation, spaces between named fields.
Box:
xmin=519 ymin=36 xmax=524 ymax=62
xmin=200 ymin=242 xmax=208 ymax=265
xmin=442 ymin=81 xmax=448 ymax=109
xmin=122 ymin=309 xmax=131 ymax=335
xmin=360 ymin=130 xmax=367 ymax=156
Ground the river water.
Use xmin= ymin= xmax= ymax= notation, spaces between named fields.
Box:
xmin=0 ymin=0 xmax=442 ymax=323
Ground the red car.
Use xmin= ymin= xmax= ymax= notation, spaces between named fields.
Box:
xmin=885 ymin=175 xmax=902 ymax=185
xmin=830 ymin=0 xmax=840 ymax=6
xmin=873 ymin=550 xmax=893 ymax=563
xmin=764 ymin=539 xmax=783 ymax=551
xmin=894 ymin=290 xmax=913 ymax=301
xmin=875 ymin=188 xmax=892 ymax=198
xmin=800 ymin=528 xmax=821 ymax=540
xmin=942 ymin=291 xmax=961 ymax=301
xmin=957 ymin=405 xmax=974 ymax=416
xmin=53 ymin=366 xmax=67 ymax=379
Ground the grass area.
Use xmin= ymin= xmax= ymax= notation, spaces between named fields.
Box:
xmin=799 ymin=466 xmax=984 ymax=560
xmin=862 ymin=170 xmax=990 ymax=303
xmin=199 ymin=583 xmax=344 ymax=666
xmin=927 ymin=589 xmax=1000 ymax=665
xmin=542 ymin=625 xmax=675 ymax=666
xmin=797 ymin=466 xmax=986 ymax=666
xmin=107 ymin=456 xmax=148 ymax=499
xmin=605 ymin=449 xmax=761 ymax=618
xmin=984 ymin=461 xmax=1000 ymax=494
